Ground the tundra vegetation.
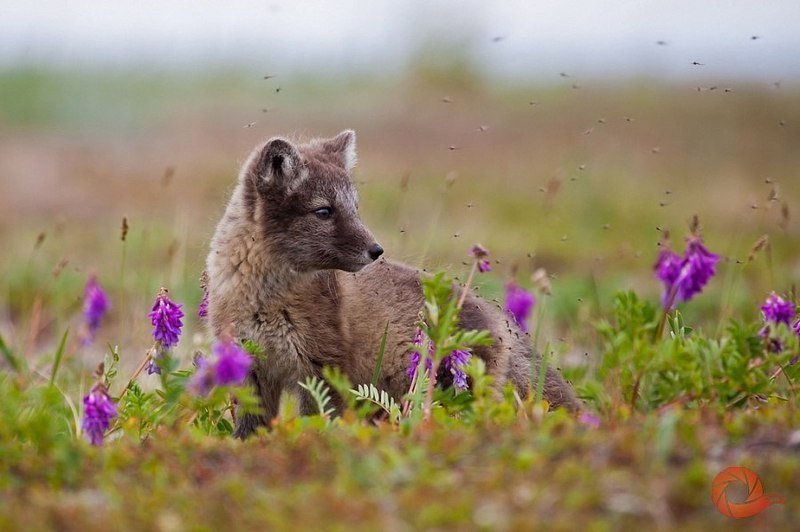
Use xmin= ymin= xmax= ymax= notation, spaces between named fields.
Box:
xmin=0 ymin=68 xmax=799 ymax=529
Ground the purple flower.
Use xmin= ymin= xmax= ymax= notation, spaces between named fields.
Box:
xmin=675 ymin=238 xmax=720 ymax=302
xmin=654 ymin=249 xmax=683 ymax=307
xmin=213 ymin=340 xmax=252 ymax=386
xmin=766 ymin=337 xmax=784 ymax=354
xmin=82 ymin=276 xmax=110 ymax=344
xmin=761 ymin=292 xmax=796 ymax=326
xmin=407 ymin=330 xmax=471 ymax=389
xmin=441 ymin=349 xmax=471 ymax=389
xmin=505 ymin=282 xmax=535 ymax=332
xmin=189 ymin=342 xmax=252 ymax=397
xmin=82 ymin=383 xmax=117 ymax=446
xmin=146 ymin=360 xmax=161 ymax=375
xmin=794 ymin=319 xmax=800 ymax=338
xmin=147 ymin=288 xmax=184 ymax=349
xmin=468 ymin=244 xmax=490 ymax=259
xmin=408 ymin=329 xmax=433 ymax=379
xmin=188 ymin=355 xmax=215 ymax=397
xmin=198 ymin=289 xmax=209 ymax=318
xmin=654 ymin=238 xmax=719 ymax=307
xmin=477 ymin=259 xmax=492 ymax=273
xmin=578 ymin=411 xmax=601 ymax=429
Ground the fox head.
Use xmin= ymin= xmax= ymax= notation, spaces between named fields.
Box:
xmin=241 ymin=130 xmax=383 ymax=273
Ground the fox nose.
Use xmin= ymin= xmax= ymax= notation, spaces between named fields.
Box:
xmin=368 ymin=243 xmax=384 ymax=261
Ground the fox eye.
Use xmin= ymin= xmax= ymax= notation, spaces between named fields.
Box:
xmin=313 ymin=206 xmax=333 ymax=219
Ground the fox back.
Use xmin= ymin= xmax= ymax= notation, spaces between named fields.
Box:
xmin=206 ymin=130 xmax=579 ymax=437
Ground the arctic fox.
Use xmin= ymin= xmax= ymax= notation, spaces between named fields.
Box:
xmin=205 ymin=130 xmax=579 ymax=437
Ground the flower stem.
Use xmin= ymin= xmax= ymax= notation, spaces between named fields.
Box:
xmin=655 ymin=286 xmax=679 ymax=339
xmin=456 ymin=262 xmax=478 ymax=310
xmin=117 ymin=347 xmax=154 ymax=400
xmin=422 ymin=359 xmax=439 ymax=423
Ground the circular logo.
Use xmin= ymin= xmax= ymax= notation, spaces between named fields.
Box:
xmin=711 ymin=466 xmax=784 ymax=519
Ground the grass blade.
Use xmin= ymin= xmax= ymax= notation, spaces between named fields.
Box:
xmin=0 ymin=332 xmax=23 ymax=373
xmin=534 ymin=342 xmax=550 ymax=404
xmin=371 ymin=321 xmax=390 ymax=386
xmin=50 ymin=328 xmax=69 ymax=386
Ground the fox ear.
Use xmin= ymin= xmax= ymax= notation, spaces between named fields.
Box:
xmin=322 ymin=130 xmax=357 ymax=172
xmin=249 ymin=137 xmax=302 ymax=189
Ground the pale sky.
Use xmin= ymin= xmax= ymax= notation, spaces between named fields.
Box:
xmin=3 ymin=0 xmax=799 ymax=80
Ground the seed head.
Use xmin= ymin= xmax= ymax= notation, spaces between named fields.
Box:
xmin=468 ymin=243 xmax=490 ymax=259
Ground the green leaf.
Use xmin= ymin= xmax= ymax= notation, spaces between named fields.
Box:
xmin=298 ymin=376 xmax=336 ymax=418
xmin=0 ymin=331 xmax=23 ymax=373
xmin=371 ymin=321 xmax=390 ymax=387
xmin=50 ymin=328 xmax=69 ymax=386
xmin=350 ymin=383 xmax=400 ymax=423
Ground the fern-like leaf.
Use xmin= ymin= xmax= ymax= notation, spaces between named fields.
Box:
xmin=298 ymin=376 xmax=336 ymax=418
xmin=350 ymin=384 xmax=401 ymax=423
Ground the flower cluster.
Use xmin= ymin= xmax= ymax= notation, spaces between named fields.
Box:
xmin=469 ymin=243 xmax=492 ymax=273
xmin=441 ymin=349 xmax=471 ymax=389
xmin=407 ymin=329 xmax=433 ymax=379
xmin=654 ymin=236 xmax=720 ymax=308
xmin=761 ymin=292 xmax=796 ymax=326
xmin=146 ymin=288 xmax=185 ymax=374
xmin=505 ymin=281 xmax=535 ymax=333
xmin=189 ymin=340 xmax=253 ymax=396
xmin=82 ymin=383 xmax=117 ymax=446
xmin=407 ymin=329 xmax=471 ymax=390
xmin=148 ymin=288 xmax=185 ymax=349
xmin=82 ymin=276 xmax=110 ymax=345
xmin=758 ymin=292 xmax=799 ymax=354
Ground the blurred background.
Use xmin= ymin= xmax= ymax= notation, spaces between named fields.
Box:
xmin=2 ymin=1 xmax=799 ymax=366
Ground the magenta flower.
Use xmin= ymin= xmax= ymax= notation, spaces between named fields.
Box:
xmin=761 ymin=292 xmax=796 ymax=326
xmin=505 ymin=281 xmax=535 ymax=332
xmin=82 ymin=383 xmax=117 ymax=446
xmin=654 ymin=237 xmax=720 ymax=307
xmin=147 ymin=288 xmax=184 ymax=349
xmin=82 ymin=276 xmax=110 ymax=344
xmin=213 ymin=340 xmax=252 ymax=386
xmin=477 ymin=259 xmax=492 ymax=273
